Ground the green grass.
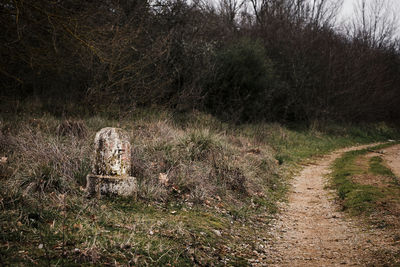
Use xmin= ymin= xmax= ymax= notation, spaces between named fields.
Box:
xmin=330 ymin=142 xmax=400 ymax=264
xmin=331 ymin=142 xmax=400 ymax=215
xmin=369 ymin=156 xmax=396 ymax=177
xmin=0 ymin=195 xmax=243 ymax=266
xmin=235 ymin=122 xmax=400 ymax=167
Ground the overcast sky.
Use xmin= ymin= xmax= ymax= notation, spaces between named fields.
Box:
xmin=340 ymin=0 xmax=400 ymax=21
xmin=341 ymin=0 xmax=356 ymax=18
xmin=338 ymin=0 xmax=400 ymax=37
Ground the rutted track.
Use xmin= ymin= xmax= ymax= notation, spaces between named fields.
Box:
xmin=264 ymin=144 xmax=397 ymax=266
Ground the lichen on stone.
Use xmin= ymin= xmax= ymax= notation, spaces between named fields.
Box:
xmin=87 ymin=127 xmax=136 ymax=197
xmin=92 ymin=127 xmax=131 ymax=177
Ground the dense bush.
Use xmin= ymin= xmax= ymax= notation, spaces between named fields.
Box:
xmin=205 ymin=40 xmax=276 ymax=122
xmin=1 ymin=0 xmax=400 ymax=123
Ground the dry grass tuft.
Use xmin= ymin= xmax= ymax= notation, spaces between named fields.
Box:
xmin=0 ymin=113 xmax=280 ymax=209
xmin=56 ymin=120 xmax=88 ymax=138
xmin=3 ymin=124 xmax=91 ymax=198
xmin=130 ymin=121 xmax=279 ymax=204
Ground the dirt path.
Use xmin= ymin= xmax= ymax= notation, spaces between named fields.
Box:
xmin=264 ymin=144 xmax=395 ymax=266
xmin=381 ymin=144 xmax=400 ymax=178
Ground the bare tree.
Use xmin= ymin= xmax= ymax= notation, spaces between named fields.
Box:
xmin=347 ymin=0 xmax=399 ymax=48
xmin=308 ymin=0 xmax=343 ymax=28
xmin=218 ymin=0 xmax=245 ymax=28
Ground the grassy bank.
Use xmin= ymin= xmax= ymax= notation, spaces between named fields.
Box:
xmin=1 ymin=108 xmax=399 ymax=265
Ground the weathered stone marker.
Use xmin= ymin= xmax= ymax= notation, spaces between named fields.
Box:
xmin=86 ymin=127 xmax=136 ymax=197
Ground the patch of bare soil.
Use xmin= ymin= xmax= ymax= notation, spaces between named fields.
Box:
xmin=264 ymin=144 xmax=400 ymax=266
xmin=381 ymin=144 xmax=400 ymax=178
xmin=352 ymin=148 xmax=399 ymax=187
xmin=352 ymin=155 xmax=393 ymax=187
xmin=352 ymin=173 xmax=393 ymax=187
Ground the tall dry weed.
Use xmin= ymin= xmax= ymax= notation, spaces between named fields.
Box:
xmin=0 ymin=115 xmax=279 ymax=207
xmin=131 ymin=121 xmax=279 ymax=203
xmin=3 ymin=123 xmax=91 ymax=198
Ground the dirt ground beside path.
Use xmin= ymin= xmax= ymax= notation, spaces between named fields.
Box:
xmin=382 ymin=144 xmax=400 ymax=178
xmin=264 ymin=144 xmax=400 ymax=266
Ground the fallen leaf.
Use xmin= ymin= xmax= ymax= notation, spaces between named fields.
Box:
xmin=213 ymin=229 xmax=222 ymax=237
xmin=159 ymin=173 xmax=169 ymax=185
xmin=0 ymin=157 xmax=7 ymax=164
xmin=73 ymin=223 xmax=83 ymax=230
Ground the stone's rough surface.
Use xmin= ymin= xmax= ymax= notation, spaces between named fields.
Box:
xmin=86 ymin=127 xmax=136 ymax=197
xmin=86 ymin=175 xmax=136 ymax=197
xmin=93 ymin=127 xmax=131 ymax=176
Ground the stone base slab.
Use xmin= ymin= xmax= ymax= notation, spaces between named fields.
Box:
xmin=86 ymin=174 xmax=137 ymax=198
